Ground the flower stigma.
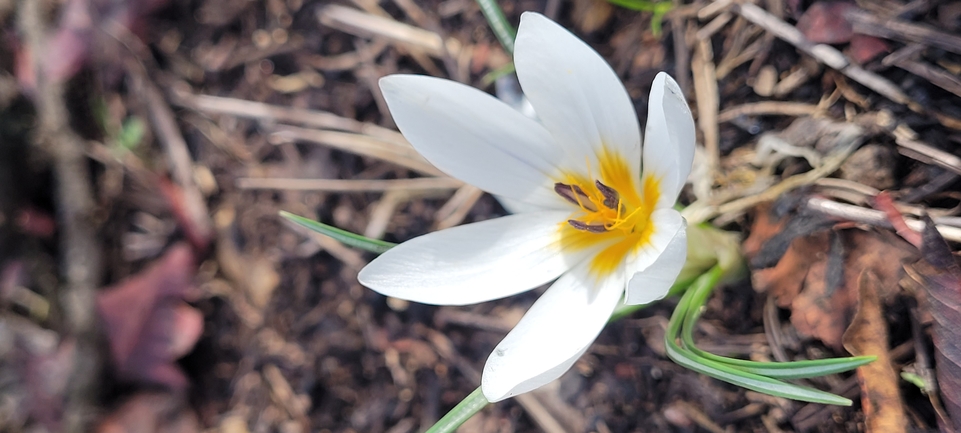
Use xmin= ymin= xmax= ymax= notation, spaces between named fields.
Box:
xmin=555 ymin=147 xmax=661 ymax=278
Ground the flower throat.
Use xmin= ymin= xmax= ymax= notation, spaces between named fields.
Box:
xmin=554 ymin=180 xmax=643 ymax=234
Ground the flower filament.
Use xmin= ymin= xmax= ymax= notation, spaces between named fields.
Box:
xmin=554 ymin=148 xmax=661 ymax=277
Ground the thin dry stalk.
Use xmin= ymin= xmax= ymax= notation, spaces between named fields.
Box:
xmin=434 ymin=185 xmax=485 ymax=230
xmin=882 ymin=44 xmax=961 ymax=99
xmin=317 ymin=4 xmax=460 ymax=58
xmin=691 ymin=38 xmax=720 ymax=182
xmin=364 ymin=190 xmax=408 ymax=239
xmin=173 ymin=92 xmax=410 ymax=145
xmin=236 ymin=177 xmax=462 ymax=192
xmin=845 ymin=8 xmax=961 ymax=55
xmin=729 ymin=2 xmax=914 ymax=108
xmin=139 ymin=77 xmax=213 ymax=244
xmin=268 ymin=125 xmax=443 ymax=176
xmin=804 ymin=197 xmax=961 ymax=242
xmin=717 ymin=102 xmax=820 ymax=123
xmin=18 ymin=2 xmax=101 ymax=431
xmin=892 ymin=124 xmax=961 ymax=176
xmin=684 ymin=121 xmax=864 ymax=224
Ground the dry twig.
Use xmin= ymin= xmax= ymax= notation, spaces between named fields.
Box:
xmin=727 ymin=1 xmax=913 ymax=108
xmin=18 ymin=1 xmax=101 ymax=431
xmin=236 ymin=177 xmax=462 ymax=192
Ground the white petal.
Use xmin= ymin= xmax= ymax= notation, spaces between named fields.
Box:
xmin=642 ymin=72 xmax=696 ymax=209
xmin=358 ymin=211 xmax=588 ymax=306
xmin=481 ymin=260 xmax=624 ymax=401
xmin=380 ymin=75 xmax=567 ymax=210
xmin=494 ymin=195 xmax=547 ymax=214
xmin=513 ymin=12 xmax=641 ymax=179
xmin=625 ymin=208 xmax=687 ymax=305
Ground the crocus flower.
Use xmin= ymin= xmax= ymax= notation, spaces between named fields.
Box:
xmin=359 ymin=12 xmax=695 ymax=402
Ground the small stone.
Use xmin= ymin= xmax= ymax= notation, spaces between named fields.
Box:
xmin=839 ymin=144 xmax=897 ymax=190
xmin=753 ymin=65 xmax=777 ymax=97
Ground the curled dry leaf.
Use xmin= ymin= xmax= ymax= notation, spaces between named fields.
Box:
xmin=905 ymin=217 xmax=961 ymax=431
xmin=842 ymin=271 xmax=907 ymax=433
xmin=96 ymin=243 xmax=203 ymax=390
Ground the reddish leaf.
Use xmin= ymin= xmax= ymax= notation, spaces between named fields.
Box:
xmin=23 ymin=338 xmax=76 ymax=431
xmin=158 ymin=178 xmax=213 ymax=252
xmin=849 ymin=34 xmax=891 ymax=64
xmin=874 ymin=191 xmax=921 ymax=248
xmin=797 ymin=2 xmax=857 ymax=44
xmin=15 ymin=206 xmax=56 ymax=238
xmin=96 ymin=243 xmax=203 ymax=390
xmin=16 ymin=0 xmax=171 ymax=89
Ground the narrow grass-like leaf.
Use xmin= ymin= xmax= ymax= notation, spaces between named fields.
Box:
xmin=475 ymin=0 xmax=516 ymax=54
xmin=665 ymin=338 xmax=853 ymax=405
xmin=424 ymin=386 xmax=489 ymax=433
xmin=900 ymin=372 xmax=929 ymax=392
xmin=666 ymin=268 xmax=853 ymax=405
xmin=606 ymin=0 xmax=673 ymax=36
xmin=280 ymin=211 xmax=396 ymax=254
xmin=606 ymin=0 xmax=671 ymax=12
xmin=679 ymin=271 xmax=875 ymax=379
xmin=481 ymin=62 xmax=517 ymax=87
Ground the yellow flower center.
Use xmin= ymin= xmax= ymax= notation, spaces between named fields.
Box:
xmin=556 ymin=147 xmax=660 ymax=277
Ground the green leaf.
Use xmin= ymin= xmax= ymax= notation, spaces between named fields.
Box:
xmin=280 ymin=211 xmax=396 ymax=254
xmin=475 ymin=0 xmax=516 ymax=54
xmin=900 ymin=372 xmax=928 ymax=392
xmin=666 ymin=268 xmax=853 ymax=405
xmin=679 ymin=270 xmax=875 ymax=379
xmin=666 ymin=339 xmax=854 ymax=405
xmin=118 ymin=116 xmax=146 ymax=151
xmin=606 ymin=0 xmax=672 ymax=12
xmin=605 ymin=0 xmax=673 ymax=37
xmin=424 ymin=387 xmax=489 ymax=433
xmin=480 ymin=62 xmax=517 ymax=88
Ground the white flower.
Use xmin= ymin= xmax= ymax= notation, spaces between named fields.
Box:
xmin=358 ymin=12 xmax=695 ymax=402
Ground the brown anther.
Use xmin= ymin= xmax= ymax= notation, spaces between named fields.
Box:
xmin=594 ymin=180 xmax=619 ymax=210
xmin=554 ymin=182 xmax=597 ymax=212
xmin=567 ymin=219 xmax=608 ymax=233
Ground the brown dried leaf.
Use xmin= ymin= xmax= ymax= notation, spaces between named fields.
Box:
xmin=96 ymin=243 xmax=203 ymax=390
xmin=747 ymin=206 xmax=916 ymax=349
xmin=842 ymin=271 xmax=907 ymax=433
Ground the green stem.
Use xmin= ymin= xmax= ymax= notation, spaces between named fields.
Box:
xmin=424 ymin=387 xmax=489 ymax=433
xmin=475 ymin=0 xmax=516 ymax=54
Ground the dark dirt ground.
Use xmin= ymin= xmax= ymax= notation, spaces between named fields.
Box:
xmin=1 ymin=0 xmax=960 ymax=432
